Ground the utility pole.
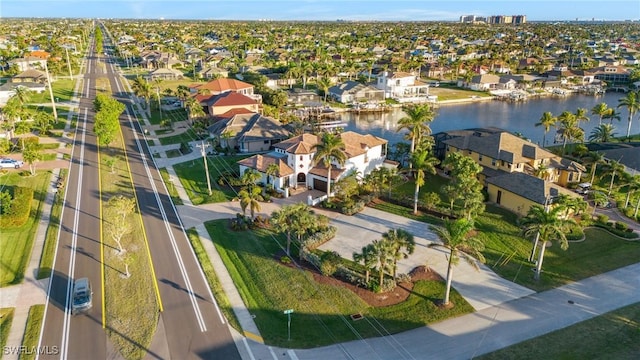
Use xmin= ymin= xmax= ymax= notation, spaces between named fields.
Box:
xmin=197 ymin=141 xmax=212 ymax=195
xmin=44 ymin=60 xmax=58 ymax=120
xmin=65 ymin=47 xmax=73 ymax=79
xmin=156 ymin=86 xmax=162 ymax=120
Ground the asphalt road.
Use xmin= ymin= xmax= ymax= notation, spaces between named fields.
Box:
xmin=38 ymin=28 xmax=241 ymax=360
xmin=39 ymin=41 xmax=107 ymax=360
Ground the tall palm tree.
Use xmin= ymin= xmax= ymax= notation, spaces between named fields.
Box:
xmin=574 ymin=107 xmax=590 ymax=125
xmin=535 ymin=111 xmax=556 ymax=147
xmin=606 ymin=160 xmax=625 ymax=195
xmin=520 ymin=205 xmax=574 ymax=281
xmin=623 ymin=175 xmax=640 ymax=209
xmin=184 ymin=96 xmax=205 ymax=121
xmin=557 ymin=111 xmax=584 ymax=154
xmin=603 ymin=108 xmax=622 ymax=125
xmin=396 ymin=103 xmax=436 ymax=157
xmin=408 ymin=148 xmax=439 ymax=214
xmin=591 ymin=102 xmax=609 ymax=125
xmin=316 ymin=77 xmax=332 ymax=102
xmin=588 ymin=124 xmax=617 ymax=143
xmin=312 ymin=132 xmax=347 ymax=198
xmin=429 ymin=219 xmax=485 ymax=306
xmin=617 ymin=90 xmax=639 ymax=138
xmin=238 ymin=186 xmax=263 ymax=219
xmin=585 ymin=151 xmax=604 ymax=185
xmin=383 ymin=229 xmax=415 ymax=278
xmin=131 ymin=76 xmax=153 ymax=116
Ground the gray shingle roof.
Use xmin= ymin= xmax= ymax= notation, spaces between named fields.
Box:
xmin=486 ymin=172 xmax=578 ymax=205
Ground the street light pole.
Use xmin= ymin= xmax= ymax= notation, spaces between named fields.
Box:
xmin=196 ymin=141 xmax=212 ymax=195
xmin=44 ymin=60 xmax=58 ymax=120
xmin=283 ymin=309 xmax=294 ymax=341
xmin=65 ymin=47 xmax=73 ymax=79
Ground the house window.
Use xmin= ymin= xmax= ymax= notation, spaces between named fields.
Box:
xmin=468 ymin=150 xmax=472 ymax=155
xmin=501 ymin=160 xmax=505 ymax=167
xmin=300 ymin=156 xmax=303 ymax=161
xmin=491 ymin=159 xmax=497 ymax=166
xmin=568 ymin=172 xmax=573 ymax=181
xmin=264 ymin=140 xmax=269 ymax=144
xmin=478 ymin=155 xmax=483 ymax=162
xmin=517 ymin=163 xmax=522 ymax=169
xmin=446 ymin=145 xmax=450 ymax=151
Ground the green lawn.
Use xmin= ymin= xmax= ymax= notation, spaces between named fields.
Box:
xmin=373 ymin=189 xmax=640 ymax=293
xmin=173 ymin=155 xmax=248 ymax=204
xmin=157 ymin=128 xmax=198 ymax=145
xmin=204 ymin=219 xmax=473 ymax=348
xmin=430 ymin=87 xmax=492 ymax=101
xmin=0 ymin=171 xmax=50 ymax=286
xmin=148 ymin=108 xmax=188 ymax=126
xmin=20 ymin=305 xmax=45 ymax=360
xmin=185 ymin=228 xmax=241 ymax=331
xmin=99 ymin=127 xmax=158 ymax=359
xmin=0 ymin=308 xmax=14 ymax=353
xmin=478 ymin=302 xmax=640 ymax=360
xmin=27 ymin=79 xmax=76 ymax=104
xmin=158 ymin=167 xmax=183 ymax=206
xmin=38 ymin=169 xmax=68 ymax=279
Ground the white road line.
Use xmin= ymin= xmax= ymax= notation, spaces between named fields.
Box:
xmin=268 ymin=346 xmax=278 ymax=359
xmin=242 ymin=338 xmax=256 ymax=360
xmin=112 ymin=76 xmax=208 ymax=331
xmin=60 ymin=107 xmax=89 ymax=360
xmin=288 ymin=349 xmax=300 ymax=360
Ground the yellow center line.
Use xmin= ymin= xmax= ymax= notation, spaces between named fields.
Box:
xmin=118 ymin=117 xmax=164 ymax=312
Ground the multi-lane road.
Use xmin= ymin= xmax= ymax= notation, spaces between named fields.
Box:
xmin=38 ymin=28 xmax=241 ymax=360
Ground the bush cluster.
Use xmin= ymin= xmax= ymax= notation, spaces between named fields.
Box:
xmin=304 ymin=226 xmax=337 ymax=251
xmin=0 ymin=186 xmax=33 ymax=228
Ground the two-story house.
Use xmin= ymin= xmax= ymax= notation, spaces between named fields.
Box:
xmin=328 ymin=80 xmax=384 ymax=104
xmin=189 ymin=78 xmax=262 ymax=103
xmin=375 ymin=71 xmax=430 ymax=103
xmin=208 ymin=111 xmax=289 ymax=153
xmin=8 ymin=57 xmax=47 ymax=72
xmin=204 ymin=91 xmax=259 ymax=116
xmin=238 ymin=131 xmax=388 ymax=194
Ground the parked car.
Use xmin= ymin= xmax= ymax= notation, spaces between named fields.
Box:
xmin=71 ymin=278 xmax=93 ymax=314
xmin=0 ymin=158 xmax=24 ymax=169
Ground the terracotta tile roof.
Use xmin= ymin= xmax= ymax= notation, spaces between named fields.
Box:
xmin=208 ymin=92 xmax=257 ymax=107
xmin=214 ymin=108 xmax=254 ymax=119
xmin=273 ymin=133 xmax=319 ymax=154
xmin=193 ymin=93 xmax=213 ymax=104
xmin=29 ymin=50 xmax=50 ymax=59
xmin=308 ymin=164 xmax=344 ymax=180
xmin=237 ymin=154 xmax=294 ymax=177
xmin=194 ymin=78 xmax=253 ymax=93
xmin=339 ymin=131 xmax=387 ymax=157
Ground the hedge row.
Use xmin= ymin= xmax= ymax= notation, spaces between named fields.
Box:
xmin=0 ymin=186 xmax=34 ymax=228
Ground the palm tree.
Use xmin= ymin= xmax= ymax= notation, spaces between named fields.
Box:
xmin=316 ymin=77 xmax=332 ymax=102
xmin=520 ymin=205 xmax=574 ymax=280
xmin=574 ymin=107 xmax=590 ymax=125
xmin=396 ymin=103 xmax=436 ymax=157
xmin=408 ymin=148 xmax=439 ymax=214
xmin=623 ymin=175 xmax=640 ymax=209
xmin=617 ymin=90 xmax=639 ymax=138
xmin=383 ymin=229 xmax=415 ymax=278
xmin=585 ymin=151 xmax=604 ymax=185
xmin=603 ymin=108 xmax=622 ymax=125
xmin=238 ymin=186 xmax=263 ymax=219
xmin=371 ymin=238 xmax=394 ymax=291
xmin=606 ymin=160 xmax=625 ymax=195
xmin=353 ymin=244 xmax=377 ymax=285
xmin=312 ymin=132 xmax=347 ymax=198
xmin=557 ymin=111 xmax=584 ymax=154
xmin=535 ymin=111 xmax=556 ymax=147
xmin=591 ymin=102 xmax=609 ymax=125
xmin=429 ymin=219 xmax=485 ymax=306
xmin=131 ymin=76 xmax=153 ymax=116
xmin=265 ymin=163 xmax=279 ymax=186
xmin=588 ymin=124 xmax=617 ymax=143
xmin=184 ymin=96 xmax=205 ymax=121
xmin=242 ymin=168 xmax=263 ymax=189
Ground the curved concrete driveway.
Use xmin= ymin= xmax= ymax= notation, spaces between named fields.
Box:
xmin=177 ymin=197 xmax=534 ymax=311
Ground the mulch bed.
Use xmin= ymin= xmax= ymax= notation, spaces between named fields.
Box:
xmin=277 ymin=252 xmax=443 ymax=307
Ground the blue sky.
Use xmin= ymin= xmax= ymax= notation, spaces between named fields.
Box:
xmin=2 ymin=1 xmax=639 ymax=21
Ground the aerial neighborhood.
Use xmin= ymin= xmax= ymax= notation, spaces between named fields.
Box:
xmin=0 ymin=13 xmax=639 ymax=360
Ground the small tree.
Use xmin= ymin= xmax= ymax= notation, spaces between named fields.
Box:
xmin=383 ymin=229 xmax=415 ymax=278
xmin=353 ymin=244 xmax=377 ymax=285
xmin=238 ymin=186 xmax=263 ymax=219
xmin=23 ymin=140 xmax=42 ymax=176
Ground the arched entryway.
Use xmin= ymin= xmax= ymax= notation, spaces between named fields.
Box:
xmin=297 ymin=172 xmax=306 ymax=183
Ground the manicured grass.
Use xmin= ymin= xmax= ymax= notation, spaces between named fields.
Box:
xmin=430 ymin=87 xmax=492 ymax=101
xmin=478 ymin=302 xmax=640 ymax=360
xmin=373 ymin=199 xmax=640 ymax=292
xmin=370 ymin=200 xmax=444 ymax=225
xmin=185 ymin=228 xmax=241 ymax=332
xmin=99 ymin=126 xmax=158 ymax=359
xmin=205 ymin=219 xmax=473 ymax=348
xmin=148 ymin=108 xmax=187 ymax=125
xmin=27 ymin=79 xmax=76 ymax=104
xmin=0 ymin=171 xmax=50 ymax=286
xmin=0 ymin=308 xmax=15 ymax=352
xmin=173 ymin=156 xmax=248 ymax=204
xmin=40 ymin=153 xmax=57 ymax=161
xmin=158 ymin=167 xmax=183 ymax=205
xmin=38 ymin=169 xmax=68 ymax=279
xmin=157 ymin=128 xmax=198 ymax=145
xmin=20 ymin=305 xmax=45 ymax=360
xmin=165 ymin=149 xmax=182 ymax=158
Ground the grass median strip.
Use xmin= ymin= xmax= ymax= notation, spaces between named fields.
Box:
xmin=158 ymin=168 xmax=183 ymax=205
xmin=38 ymin=169 xmax=68 ymax=279
xmin=19 ymin=305 xmax=45 ymax=360
xmin=0 ymin=308 xmax=14 ymax=352
xmin=205 ymin=219 xmax=473 ymax=348
xmin=99 ymin=124 xmax=159 ymax=359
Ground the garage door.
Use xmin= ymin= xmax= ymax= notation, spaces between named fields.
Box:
xmin=313 ymin=178 xmax=327 ymax=192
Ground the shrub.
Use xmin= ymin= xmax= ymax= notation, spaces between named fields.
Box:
xmin=252 ymin=215 xmax=270 ymax=229
xmin=396 ymin=273 xmax=411 ymax=284
xmin=596 ymin=214 xmax=609 ymax=224
xmin=301 ymin=250 xmax=321 ymax=269
xmin=614 ymin=222 xmax=628 ymax=231
xmin=592 ymin=222 xmax=639 ymax=239
xmin=304 ymin=226 xmax=337 ymax=250
xmin=340 ymin=200 xmax=365 ymax=215
xmin=380 ymin=278 xmax=397 ymax=293
xmin=229 ymin=213 xmax=251 ymax=231
xmin=319 ymin=251 xmax=341 ymax=276
xmin=280 ymin=256 xmax=291 ymax=265
xmin=335 ymin=266 xmax=366 ymax=287
xmin=0 ymin=186 xmax=33 ymax=228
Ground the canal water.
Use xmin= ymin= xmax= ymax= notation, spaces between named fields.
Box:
xmin=342 ymin=92 xmax=631 ymax=147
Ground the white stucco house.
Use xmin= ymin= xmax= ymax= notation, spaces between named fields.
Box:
xmin=237 ymin=131 xmax=389 ymax=195
xmin=375 ymin=71 xmax=430 ymax=103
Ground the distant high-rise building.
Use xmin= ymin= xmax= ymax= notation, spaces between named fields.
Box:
xmin=460 ymin=15 xmax=476 ymax=23
xmin=513 ymin=15 xmax=527 ymax=24
xmin=462 ymin=14 xmax=525 ymax=24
